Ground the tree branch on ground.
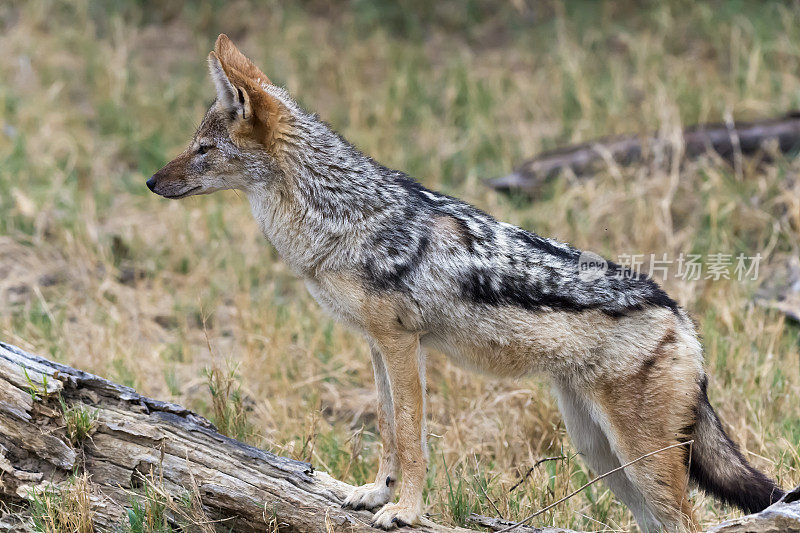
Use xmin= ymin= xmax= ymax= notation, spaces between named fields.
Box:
xmin=487 ymin=113 xmax=800 ymax=196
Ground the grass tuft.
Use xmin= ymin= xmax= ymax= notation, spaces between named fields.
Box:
xmin=59 ymin=397 xmax=98 ymax=446
xmin=22 ymin=367 xmax=51 ymax=403
xmin=123 ymin=466 xmax=214 ymax=532
xmin=203 ymin=363 xmax=253 ymax=443
xmin=28 ymin=474 xmax=94 ymax=533
xmin=443 ymin=453 xmax=472 ymax=527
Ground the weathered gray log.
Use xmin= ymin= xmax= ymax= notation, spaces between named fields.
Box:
xmin=706 ymin=485 xmax=800 ymax=533
xmin=0 ymin=340 xmax=797 ymax=532
xmin=488 ymin=113 xmax=800 ymax=195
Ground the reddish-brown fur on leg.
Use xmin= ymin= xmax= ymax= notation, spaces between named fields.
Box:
xmin=368 ymin=327 xmax=426 ymax=529
xmin=594 ymin=335 xmax=700 ymax=532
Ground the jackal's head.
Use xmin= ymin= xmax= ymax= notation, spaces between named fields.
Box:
xmin=147 ymin=34 xmax=290 ymax=199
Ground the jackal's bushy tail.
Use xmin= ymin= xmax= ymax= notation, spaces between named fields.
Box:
xmin=689 ymin=376 xmax=784 ymax=514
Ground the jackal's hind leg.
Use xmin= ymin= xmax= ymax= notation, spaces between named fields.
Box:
xmin=592 ymin=358 xmax=699 ymax=533
xmin=554 ymin=381 xmax=661 ymax=531
xmin=343 ymin=345 xmax=399 ymax=510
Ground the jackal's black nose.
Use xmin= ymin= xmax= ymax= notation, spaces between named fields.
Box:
xmin=146 ymin=176 xmax=156 ymax=191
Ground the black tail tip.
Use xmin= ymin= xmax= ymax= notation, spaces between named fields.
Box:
xmin=690 ymin=376 xmax=785 ymax=514
xmin=690 ymin=459 xmax=784 ymax=514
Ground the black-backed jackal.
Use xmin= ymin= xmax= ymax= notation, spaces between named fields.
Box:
xmin=147 ymin=35 xmax=785 ymax=532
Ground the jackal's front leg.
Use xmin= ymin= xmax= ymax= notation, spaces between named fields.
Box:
xmin=369 ymin=331 xmax=426 ymax=529
xmin=342 ymin=345 xmax=399 ymax=510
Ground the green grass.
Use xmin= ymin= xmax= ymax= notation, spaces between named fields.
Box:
xmin=59 ymin=397 xmax=99 ymax=445
xmin=22 ymin=367 xmax=52 ymax=403
xmin=2 ymin=1 xmax=800 ymax=530
xmin=443 ymin=453 xmax=472 ymax=526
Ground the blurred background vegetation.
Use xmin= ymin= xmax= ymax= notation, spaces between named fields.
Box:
xmin=1 ymin=1 xmax=799 ymax=530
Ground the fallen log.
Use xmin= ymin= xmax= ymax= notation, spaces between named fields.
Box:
xmin=0 ymin=340 xmax=797 ymax=532
xmin=706 ymin=485 xmax=800 ymax=533
xmin=487 ymin=113 xmax=800 ymax=195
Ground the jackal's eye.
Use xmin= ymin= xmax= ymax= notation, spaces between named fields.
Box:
xmin=197 ymin=143 xmax=214 ymax=155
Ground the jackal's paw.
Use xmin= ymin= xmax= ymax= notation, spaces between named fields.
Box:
xmin=342 ymin=482 xmax=393 ymax=511
xmin=370 ymin=502 xmax=420 ymax=529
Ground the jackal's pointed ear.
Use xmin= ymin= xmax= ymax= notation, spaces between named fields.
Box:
xmin=214 ymin=34 xmax=271 ymax=87
xmin=208 ymin=51 xmax=252 ymax=121
xmin=207 ymin=44 xmax=290 ymax=148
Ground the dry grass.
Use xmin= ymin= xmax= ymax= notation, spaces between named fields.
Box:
xmin=28 ymin=474 xmax=95 ymax=533
xmin=1 ymin=1 xmax=799 ymax=531
xmin=123 ymin=466 xmax=216 ymax=533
